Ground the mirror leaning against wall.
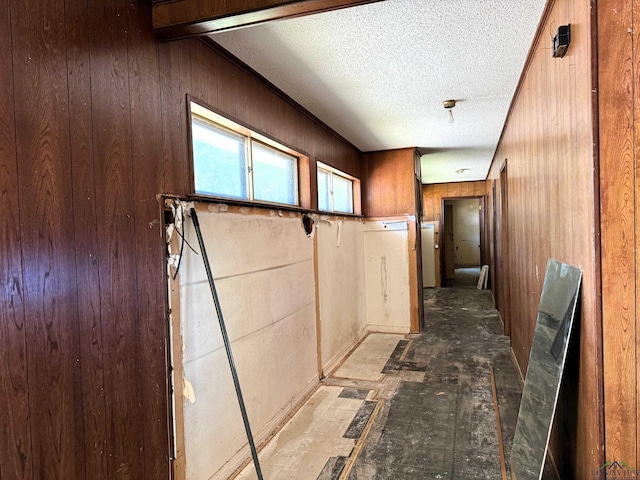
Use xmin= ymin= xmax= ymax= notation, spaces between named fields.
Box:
xmin=510 ymin=258 xmax=582 ymax=480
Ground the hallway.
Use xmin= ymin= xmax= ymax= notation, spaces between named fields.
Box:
xmin=235 ymin=268 xmax=524 ymax=479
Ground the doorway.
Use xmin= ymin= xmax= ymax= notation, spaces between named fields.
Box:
xmin=440 ymin=197 xmax=484 ymax=286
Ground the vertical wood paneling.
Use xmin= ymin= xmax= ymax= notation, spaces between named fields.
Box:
xmin=636 ymin=0 xmax=640 ymax=464
xmin=599 ymin=0 xmax=637 ymax=466
xmin=12 ymin=0 xmax=85 ymax=476
xmin=4 ymin=0 xmax=365 ymax=477
xmin=159 ymin=40 xmax=191 ymax=196
xmin=65 ymin=0 xmax=107 ymax=477
xmin=127 ymin=1 xmax=171 ymax=476
xmin=89 ymin=0 xmax=144 ymax=477
xmin=421 ymin=181 xmax=487 ymax=222
xmin=0 ymin=0 xmax=32 ymax=477
xmin=487 ymin=0 xmax=603 ymax=475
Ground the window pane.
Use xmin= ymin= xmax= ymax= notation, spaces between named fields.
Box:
xmin=333 ymin=174 xmax=353 ymax=213
xmin=192 ymin=118 xmax=247 ymax=199
xmin=317 ymin=169 xmax=331 ymax=211
xmin=251 ymin=142 xmax=297 ymax=205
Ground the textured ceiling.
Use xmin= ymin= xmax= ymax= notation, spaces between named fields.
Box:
xmin=212 ymin=0 xmax=546 ymax=184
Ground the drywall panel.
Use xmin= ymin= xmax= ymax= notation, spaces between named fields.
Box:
xmin=178 ymin=209 xmax=317 ymax=479
xmin=452 ymin=198 xmax=481 ymax=267
xmin=316 ymin=218 xmax=367 ymax=374
xmin=421 ymin=223 xmax=436 ymax=287
xmin=363 ymin=221 xmax=411 ymax=332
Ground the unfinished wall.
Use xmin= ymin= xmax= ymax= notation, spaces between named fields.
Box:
xmin=0 ymin=0 xmax=364 ymax=476
xmin=174 ymin=206 xmax=317 ymax=479
xmin=316 ymin=218 xmax=367 ymax=374
xmin=486 ymin=0 xmax=602 ymax=475
xmin=363 ymin=221 xmax=411 ymax=333
xmin=451 ymin=198 xmax=481 ymax=267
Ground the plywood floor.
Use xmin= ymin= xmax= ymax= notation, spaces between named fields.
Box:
xmin=235 ymin=268 xmax=526 ymax=479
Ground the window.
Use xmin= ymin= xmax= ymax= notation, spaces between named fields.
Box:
xmin=190 ymin=102 xmax=299 ymax=206
xmin=317 ymin=163 xmax=354 ymax=214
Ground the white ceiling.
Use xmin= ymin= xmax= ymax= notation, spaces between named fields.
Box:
xmin=212 ymin=0 xmax=546 ymax=184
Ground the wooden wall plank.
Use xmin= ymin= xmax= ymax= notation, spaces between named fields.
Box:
xmin=65 ymin=0 xmax=108 ymax=477
xmin=362 ymin=148 xmax=415 ymax=217
xmin=88 ymin=0 xmax=145 ymax=477
xmin=486 ymin=0 xmax=603 ymax=475
xmin=636 ymin=0 xmax=640 ymax=464
xmin=127 ymin=1 xmax=171 ymax=476
xmin=11 ymin=0 xmax=85 ymax=477
xmin=0 ymin=0 xmax=32 ymax=477
xmin=598 ymin=0 xmax=638 ymax=467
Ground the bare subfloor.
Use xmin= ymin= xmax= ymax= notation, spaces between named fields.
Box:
xmin=236 ymin=268 xmax=525 ymax=479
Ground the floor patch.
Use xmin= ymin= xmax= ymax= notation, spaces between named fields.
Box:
xmin=343 ymin=401 xmax=377 ymax=439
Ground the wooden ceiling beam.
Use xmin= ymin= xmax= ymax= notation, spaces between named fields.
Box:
xmin=153 ymin=0 xmax=386 ymax=40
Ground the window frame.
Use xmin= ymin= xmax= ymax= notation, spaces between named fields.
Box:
xmin=317 ymin=162 xmax=356 ymax=214
xmin=189 ymin=99 xmax=303 ymax=208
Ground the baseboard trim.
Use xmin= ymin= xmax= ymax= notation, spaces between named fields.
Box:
xmin=321 ymin=327 xmax=369 ymax=378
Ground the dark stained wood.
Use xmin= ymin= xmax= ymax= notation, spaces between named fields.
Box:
xmin=3 ymin=0 xmax=365 ymax=477
xmin=65 ymin=0 xmax=108 ymax=477
xmin=0 ymin=0 xmax=32 ymax=477
xmin=598 ymin=0 xmax=637 ymax=467
xmin=127 ymin=1 xmax=172 ymax=477
xmin=88 ymin=0 xmax=144 ymax=477
xmin=486 ymin=0 xmax=604 ymax=475
xmin=12 ymin=0 xmax=85 ymax=477
xmin=153 ymin=0 xmax=386 ymax=40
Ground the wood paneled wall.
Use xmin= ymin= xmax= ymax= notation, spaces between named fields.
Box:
xmin=362 ymin=148 xmax=417 ymax=217
xmin=486 ymin=0 xmax=602 ymax=476
xmin=421 ymin=181 xmax=487 ymax=222
xmin=598 ymin=0 xmax=640 ymax=468
xmin=0 ymin=1 xmax=361 ymax=478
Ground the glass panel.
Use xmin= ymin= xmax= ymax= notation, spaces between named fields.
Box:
xmin=251 ymin=142 xmax=297 ymax=205
xmin=510 ymin=259 xmax=582 ymax=480
xmin=192 ymin=118 xmax=247 ymax=199
xmin=317 ymin=169 xmax=331 ymax=211
xmin=332 ymin=174 xmax=353 ymax=213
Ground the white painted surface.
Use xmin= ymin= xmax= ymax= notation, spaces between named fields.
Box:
xmin=212 ymin=0 xmax=546 ymax=183
xmin=363 ymin=221 xmax=411 ymax=332
xmin=316 ymin=219 xmax=367 ymax=374
xmin=421 ymin=223 xmax=436 ymax=288
xmin=179 ymin=211 xmax=318 ymax=480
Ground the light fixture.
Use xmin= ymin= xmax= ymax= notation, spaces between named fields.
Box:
xmin=443 ymin=99 xmax=456 ymax=123
xmin=456 ymin=168 xmax=469 ymax=174
xmin=552 ymin=24 xmax=570 ymax=58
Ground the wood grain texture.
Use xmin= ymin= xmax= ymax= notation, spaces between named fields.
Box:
xmin=635 ymin=0 xmax=640 ymax=465
xmin=3 ymin=0 xmax=365 ymax=477
xmin=0 ymin=0 xmax=32 ymax=477
xmin=88 ymin=0 xmax=145 ymax=477
xmin=362 ymin=148 xmax=416 ymax=217
xmin=153 ymin=0 xmax=385 ymax=39
xmin=598 ymin=0 xmax=637 ymax=467
xmin=486 ymin=0 xmax=603 ymax=475
xmin=127 ymin=1 xmax=171 ymax=476
xmin=65 ymin=0 xmax=108 ymax=477
xmin=12 ymin=0 xmax=85 ymax=477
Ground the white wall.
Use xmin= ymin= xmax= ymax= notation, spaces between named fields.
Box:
xmin=178 ymin=208 xmax=318 ymax=479
xmin=363 ymin=221 xmax=411 ymax=333
xmin=170 ymin=208 xmax=414 ymax=479
xmin=452 ymin=198 xmax=481 ymax=266
xmin=316 ymin=218 xmax=367 ymax=374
